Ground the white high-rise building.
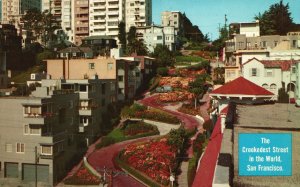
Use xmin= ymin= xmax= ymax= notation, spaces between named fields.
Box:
xmin=125 ymin=0 xmax=152 ymax=32
xmin=1 ymin=0 xmax=41 ymax=23
xmin=89 ymin=0 xmax=125 ymax=40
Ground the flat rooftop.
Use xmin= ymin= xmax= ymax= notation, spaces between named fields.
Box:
xmin=236 ymin=103 xmax=299 ymax=129
xmin=233 ymin=103 xmax=300 ymax=187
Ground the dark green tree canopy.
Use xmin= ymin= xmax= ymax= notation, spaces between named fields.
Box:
xmin=126 ymin=26 xmax=148 ymax=55
xmin=151 ymin=45 xmax=175 ymax=67
xmin=254 ymin=0 xmax=294 ymax=35
xmin=118 ymin=21 xmax=126 ymax=49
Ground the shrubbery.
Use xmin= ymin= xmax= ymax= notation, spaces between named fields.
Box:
xmin=156 ymin=67 xmax=169 ymax=76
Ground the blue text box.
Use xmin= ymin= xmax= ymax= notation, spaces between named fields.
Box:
xmin=238 ymin=133 xmax=292 ymax=176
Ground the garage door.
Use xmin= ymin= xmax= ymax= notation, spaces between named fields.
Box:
xmin=5 ymin=162 xmax=18 ymax=178
xmin=22 ymin=164 xmax=49 ymax=182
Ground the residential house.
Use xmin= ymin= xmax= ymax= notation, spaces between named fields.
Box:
xmin=296 ymin=62 xmax=300 ymax=106
xmin=224 ymin=31 xmax=300 ymax=83
xmin=0 ymin=82 xmax=80 ymax=186
xmin=58 ymin=46 xmax=94 ymax=59
xmin=136 ymin=25 xmax=177 ymax=52
xmin=81 ymin=36 xmax=117 ymax=56
xmin=242 ymin=58 xmax=297 ymax=99
xmin=210 ymin=76 xmax=274 ymax=111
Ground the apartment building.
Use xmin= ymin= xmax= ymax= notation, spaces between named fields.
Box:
xmin=136 ymin=25 xmax=176 ymax=52
xmin=81 ymin=35 xmax=117 ymax=56
xmin=46 ymin=56 xmax=139 ymax=100
xmin=125 ymin=0 xmax=152 ymax=32
xmin=41 ymin=0 xmax=61 ymax=22
xmin=0 ymin=83 xmax=80 ymax=186
xmin=73 ymin=0 xmax=89 ymax=45
xmin=296 ymin=62 xmax=300 ymax=106
xmin=89 ymin=0 xmax=125 ymax=40
xmin=161 ymin=11 xmax=183 ymax=36
xmin=1 ymin=0 xmax=41 ymax=23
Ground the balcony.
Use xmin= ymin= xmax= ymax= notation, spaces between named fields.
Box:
xmin=79 ymin=106 xmax=92 ymax=116
xmin=23 ymin=112 xmax=54 ymax=125
xmin=79 ymin=125 xmax=86 ymax=133
xmin=108 ymin=4 xmax=119 ymax=8
xmin=107 ymin=11 xmax=119 ymax=16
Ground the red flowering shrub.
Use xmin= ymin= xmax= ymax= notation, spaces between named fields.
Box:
xmin=120 ymin=138 xmax=177 ymax=186
xmin=64 ymin=165 xmax=100 ymax=185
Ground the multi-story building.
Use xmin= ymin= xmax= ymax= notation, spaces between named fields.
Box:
xmin=224 ymin=30 xmax=300 ymax=83
xmin=242 ymin=58 xmax=297 ymax=99
xmin=0 ymin=24 xmax=22 ymax=70
xmin=61 ymin=0 xmax=73 ymax=42
xmin=46 ymin=56 xmax=140 ymax=100
xmin=125 ymin=0 xmax=152 ymax=32
xmin=161 ymin=11 xmax=183 ymax=36
xmin=73 ymin=0 xmax=89 ymax=45
xmin=0 ymin=82 xmax=81 ymax=186
xmin=136 ymin=25 xmax=176 ymax=52
xmin=1 ymin=0 xmax=41 ymax=23
xmin=41 ymin=0 xmax=61 ymax=22
xmin=89 ymin=0 xmax=125 ymax=40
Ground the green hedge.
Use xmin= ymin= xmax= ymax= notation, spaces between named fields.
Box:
xmin=96 ymin=125 xmax=159 ymax=149
xmin=115 ymin=153 xmax=162 ymax=187
xmin=187 ymin=156 xmax=198 ymax=187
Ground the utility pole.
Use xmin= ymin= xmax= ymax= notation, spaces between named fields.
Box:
xmin=35 ymin=146 xmax=38 ymax=187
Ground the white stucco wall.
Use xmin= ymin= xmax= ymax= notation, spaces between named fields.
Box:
xmin=242 ymin=59 xmax=282 ymax=95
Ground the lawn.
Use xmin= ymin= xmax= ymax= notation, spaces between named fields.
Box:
xmin=176 ymin=56 xmax=204 ymax=63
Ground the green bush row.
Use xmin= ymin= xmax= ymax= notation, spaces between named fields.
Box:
xmin=176 ymin=56 xmax=204 ymax=63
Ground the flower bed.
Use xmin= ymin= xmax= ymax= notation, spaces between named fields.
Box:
xmin=121 ymin=104 xmax=180 ymax=124
xmin=119 ymin=138 xmax=177 ymax=186
xmin=178 ymin=104 xmax=201 ymax=116
xmin=96 ymin=121 xmax=159 ymax=149
xmin=123 ymin=121 xmax=158 ymax=136
xmin=64 ymin=165 xmax=100 ymax=185
xmin=135 ymin=108 xmax=180 ymax=124
xmin=158 ymin=91 xmax=194 ymax=103
xmin=159 ymin=76 xmax=193 ymax=89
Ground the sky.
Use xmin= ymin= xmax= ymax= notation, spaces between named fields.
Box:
xmin=153 ymin=0 xmax=300 ymax=40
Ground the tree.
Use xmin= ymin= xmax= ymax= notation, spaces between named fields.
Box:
xmin=22 ymin=9 xmax=60 ymax=47
xmin=126 ymin=26 xmax=148 ymax=55
xmin=254 ymin=0 xmax=294 ymax=35
xmin=151 ymin=45 xmax=175 ymax=67
xmin=189 ymin=73 xmax=209 ymax=108
xmin=118 ymin=21 xmax=126 ymax=49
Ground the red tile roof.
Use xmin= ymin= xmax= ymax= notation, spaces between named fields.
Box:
xmin=210 ymin=77 xmax=274 ymax=96
xmin=260 ymin=60 xmax=296 ymax=71
xmin=243 ymin=58 xmax=296 ymax=71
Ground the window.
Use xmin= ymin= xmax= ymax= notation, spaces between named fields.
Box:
xmin=274 ymin=41 xmax=278 ymax=46
xmin=292 ymin=40 xmax=297 ymax=48
xmin=262 ymin=41 xmax=267 ymax=47
xmin=226 ymin=70 xmax=236 ymax=78
xmin=118 ymin=76 xmax=123 ymax=82
xmin=16 ymin=143 xmax=25 ymax=153
xmin=292 ymin=67 xmax=296 ymax=74
xmin=262 ymin=84 xmax=269 ymax=90
xmin=5 ymin=144 xmax=12 ymax=152
xmin=89 ymin=63 xmax=95 ymax=69
xmin=251 ymin=68 xmax=258 ymax=76
xmin=41 ymin=145 xmax=52 ymax=155
xmin=157 ymin=36 xmax=162 ymax=40
xmin=30 ymin=126 xmax=41 ymax=135
xmin=265 ymin=69 xmax=273 ymax=77
xmin=24 ymin=125 xmax=29 ymax=134
xmin=101 ymin=83 xmax=106 ymax=94
xmin=107 ymin=63 xmax=113 ymax=70
xmin=270 ymin=84 xmax=277 ymax=92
